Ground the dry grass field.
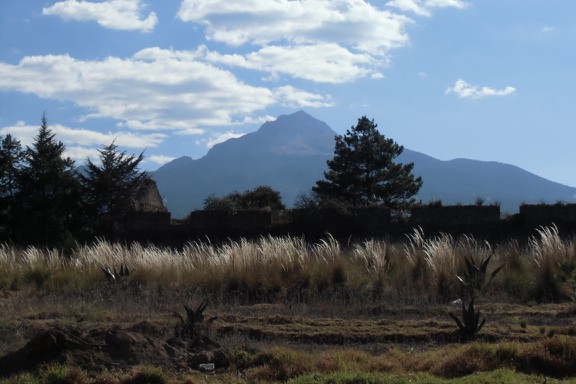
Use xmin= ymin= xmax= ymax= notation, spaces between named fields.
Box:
xmin=1 ymin=226 xmax=575 ymax=383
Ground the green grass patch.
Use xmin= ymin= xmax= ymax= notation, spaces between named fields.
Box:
xmin=286 ymin=369 xmax=576 ymax=384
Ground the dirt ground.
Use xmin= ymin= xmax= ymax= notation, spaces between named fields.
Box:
xmin=1 ymin=298 xmax=575 ymax=379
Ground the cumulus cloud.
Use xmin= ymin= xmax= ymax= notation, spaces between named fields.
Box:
xmin=0 ymin=49 xmax=331 ymax=132
xmin=147 ymin=154 xmax=176 ymax=165
xmin=43 ymin=0 xmax=158 ymax=32
xmin=178 ymin=0 xmax=409 ymax=53
xmin=386 ymin=0 xmax=469 ymax=17
xmin=386 ymin=0 xmax=432 ymax=16
xmin=275 ymin=86 xmax=335 ymax=109
xmin=202 ymin=43 xmax=378 ymax=84
xmin=426 ymin=0 xmax=469 ymax=10
xmin=176 ymin=0 xmax=412 ymax=83
xmin=0 ymin=121 xmax=165 ymax=163
xmin=445 ymin=79 xmax=516 ymax=99
xmin=64 ymin=146 xmax=102 ymax=163
xmin=175 ymin=0 xmax=466 ymax=84
xmin=206 ymin=132 xmax=245 ymax=149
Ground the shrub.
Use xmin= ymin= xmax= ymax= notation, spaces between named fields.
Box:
xmin=42 ymin=364 xmax=88 ymax=384
xmin=123 ymin=366 xmax=167 ymax=384
xmin=0 ymin=373 xmax=41 ymax=384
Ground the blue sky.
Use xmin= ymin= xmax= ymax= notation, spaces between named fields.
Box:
xmin=1 ymin=0 xmax=575 ymax=189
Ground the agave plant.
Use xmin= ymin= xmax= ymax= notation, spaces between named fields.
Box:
xmin=449 ymin=298 xmax=485 ymax=341
xmin=457 ymin=253 xmax=503 ymax=299
xmin=184 ymin=300 xmax=208 ymax=325
xmin=99 ymin=263 xmax=130 ymax=282
xmin=173 ymin=300 xmax=218 ymax=347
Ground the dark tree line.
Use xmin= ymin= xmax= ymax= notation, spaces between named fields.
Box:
xmin=0 ymin=114 xmax=150 ymax=247
xmin=1 ymin=113 xmax=422 ymax=245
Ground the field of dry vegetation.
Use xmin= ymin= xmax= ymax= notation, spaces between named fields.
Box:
xmin=1 ymin=225 xmax=575 ymax=383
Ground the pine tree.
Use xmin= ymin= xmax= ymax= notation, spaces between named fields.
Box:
xmin=16 ymin=114 xmax=80 ymax=245
xmin=313 ymin=116 xmax=422 ymax=210
xmin=0 ymin=134 xmax=25 ymax=240
xmin=80 ymin=142 xmax=149 ymax=237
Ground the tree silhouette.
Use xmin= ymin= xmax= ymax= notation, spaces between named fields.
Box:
xmin=0 ymin=134 xmax=25 ymax=241
xmin=203 ymin=185 xmax=285 ymax=212
xmin=313 ymin=116 xmax=422 ymax=210
xmin=80 ymin=142 xmax=149 ymax=237
xmin=15 ymin=114 xmax=80 ymax=245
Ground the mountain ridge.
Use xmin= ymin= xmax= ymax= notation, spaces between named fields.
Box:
xmin=152 ymin=111 xmax=576 ymax=218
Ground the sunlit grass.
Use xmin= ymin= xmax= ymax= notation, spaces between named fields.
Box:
xmin=1 ymin=226 xmax=575 ymax=305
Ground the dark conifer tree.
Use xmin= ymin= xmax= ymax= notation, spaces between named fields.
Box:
xmin=0 ymin=134 xmax=25 ymax=241
xmin=15 ymin=114 xmax=80 ymax=245
xmin=80 ymin=142 xmax=149 ymax=237
xmin=313 ymin=116 xmax=422 ymax=210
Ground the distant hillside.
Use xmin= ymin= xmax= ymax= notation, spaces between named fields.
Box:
xmin=152 ymin=111 xmax=576 ymax=218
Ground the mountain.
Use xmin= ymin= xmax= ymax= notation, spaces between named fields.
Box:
xmin=152 ymin=111 xmax=576 ymax=218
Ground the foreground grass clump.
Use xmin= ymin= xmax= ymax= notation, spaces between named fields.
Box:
xmin=236 ymin=339 xmax=576 ymax=382
xmin=286 ymin=370 xmax=576 ymax=384
xmin=431 ymin=337 xmax=576 ymax=379
xmin=3 ymin=340 xmax=575 ymax=384
xmin=42 ymin=364 xmax=89 ymax=384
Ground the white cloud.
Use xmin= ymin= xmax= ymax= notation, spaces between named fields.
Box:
xmin=202 ymin=43 xmax=378 ymax=84
xmin=178 ymin=0 xmax=410 ymax=54
xmin=386 ymin=0 xmax=432 ymax=16
xmin=43 ymin=0 xmax=158 ymax=32
xmin=275 ymin=86 xmax=335 ymax=108
xmin=426 ymin=0 xmax=469 ymax=10
xmin=206 ymin=132 xmax=245 ymax=149
xmin=175 ymin=0 xmax=475 ymax=84
xmin=0 ymin=49 xmax=330 ymax=131
xmin=0 ymin=121 xmax=166 ymax=164
xmin=0 ymin=122 xmax=37 ymax=146
xmin=64 ymin=146 xmax=101 ymax=163
xmin=386 ymin=0 xmax=469 ymax=17
xmin=0 ymin=121 xmax=165 ymax=148
xmin=445 ymin=79 xmax=516 ymax=99
xmin=147 ymin=155 xmax=176 ymax=165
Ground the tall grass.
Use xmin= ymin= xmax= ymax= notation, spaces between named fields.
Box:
xmin=528 ymin=225 xmax=576 ymax=302
xmin=1 ymin=226 xmax=575 ymax=305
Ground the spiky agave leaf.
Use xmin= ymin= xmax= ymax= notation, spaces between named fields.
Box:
xmin=449 ymin=298 xmax=486 ymax=339
xmin=184 ymin=300 xmax=209 ymax=325
xmin=488 ymin=264 xmax=503 ymax=282
xmin=456 ymin=274 xmax=469 ymax=287
xmin=119 ymin=263 xmax=130 ymax=277
xmin=184 ymin=304 xmax=196 ymax=324
xmin=460 ymin=253 xmax=502 ymax=292
xmin=100 ymin=265 xmax=115 ymax=282
xmin=464 ymin=256 xmax=481 ymax=275
xmin=480 ymin=253 xmax=493 ymax=274
xmin=449 ymin=312 xmax=465 ymax=332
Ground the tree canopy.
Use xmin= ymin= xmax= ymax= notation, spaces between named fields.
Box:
xmin=1 ymin=115 xmax=153 ymax=245
xmin=80 ymin=142 xmax=149 ymax=236
xmin=14 ymin=114 xmax=80 ymax=245
xmin=203 ymin=185 xmax=285 ymax=212
xmin=0 ymin=134 xmax=25 ymax=240
xmin=313 ymin=116 xmax=422 ymax=209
